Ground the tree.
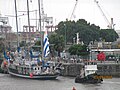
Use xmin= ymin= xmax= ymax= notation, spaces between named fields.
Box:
xmin=49 ymin=33 xmax=64 ymax=57
xmin=68 ymin=44 xmax=90 ymax=56
xmin=56 ymin=20 xmax=76 ymax=44
xmin=100 ymin=29 xmax=119 ymax=42
xmin=56 ymin=19 xmax=101 ymax=45
xmin=75 ymin=19 xmax=100 ymax=44
xmin=35 ymin=40 xmax=41 ymax=46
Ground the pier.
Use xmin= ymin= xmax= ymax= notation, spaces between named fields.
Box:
xmin=61 ymin=61 xmax=120 ymax=77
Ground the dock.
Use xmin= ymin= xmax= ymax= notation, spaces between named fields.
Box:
xmin=61 ymin=61 xmax=120 ymax=77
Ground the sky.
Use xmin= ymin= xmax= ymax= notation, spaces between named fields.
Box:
xmin=0 ymin=0 xmax=120 ymax=32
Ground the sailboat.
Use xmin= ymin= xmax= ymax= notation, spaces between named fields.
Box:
xmin=3 ymin=0 xmax=62 ymax=79
xmin=7 ymin=29 xmax=62 ymax=79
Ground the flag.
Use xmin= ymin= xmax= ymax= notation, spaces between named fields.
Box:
xmin=43 ymin=30 xmax=50 ymax=57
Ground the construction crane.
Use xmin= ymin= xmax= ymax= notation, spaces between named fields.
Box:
xmin=70 ymin=0 xmax=79 ymax=20
xmin=94 ymin=0 xmax=115 ymax=29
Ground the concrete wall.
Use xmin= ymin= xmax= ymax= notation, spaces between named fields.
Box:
xmin=61 ymin=63 xmax=120 ymax=77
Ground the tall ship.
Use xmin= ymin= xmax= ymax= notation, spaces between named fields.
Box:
xmin=5 ymin=31 xmax=62 ymax=79
xmin=2 ymin=0 xmax=62 ymax=79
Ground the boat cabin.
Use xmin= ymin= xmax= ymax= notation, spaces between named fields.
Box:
xmin=84 ymin=60 xmax=97 ymax=76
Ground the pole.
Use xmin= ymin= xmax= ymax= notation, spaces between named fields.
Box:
xmin=35 ymin=10 xmax=37 ymax=30
xmin=38 ymin=0 xmax=43 ymax=59
xmin=64 ymin=24 xmax=66 ymax=51
xmin=14 ymin=0 xmax=19 ymax=48
xmin=89 ymin=42 xmax=92 ymax=60
xmin=27 ymin=0 xmax=31 ymax=46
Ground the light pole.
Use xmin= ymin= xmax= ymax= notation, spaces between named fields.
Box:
xmin=64 ymin=23 xmax=66 ymax=51
xmin=89 ymin=41 xmax=93 ymax=60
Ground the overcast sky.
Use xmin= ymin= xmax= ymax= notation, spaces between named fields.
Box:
xmin=0 ymin=0 xmax=120 ymax=32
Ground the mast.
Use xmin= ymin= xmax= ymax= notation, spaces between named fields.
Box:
xmin=27 ymin=0 xmax=31 ymax=46
xmin=38 ymin=0 xmax=43 ymax=59
xmin=14 ymin=0 xmax=19 ymax=48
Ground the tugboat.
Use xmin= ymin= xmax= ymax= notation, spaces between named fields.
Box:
xmin=75 ymin=60 xmax=103 ymax=84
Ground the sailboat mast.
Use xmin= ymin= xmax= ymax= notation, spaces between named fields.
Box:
xmin=38 ymin=0 xmax=43 ymax=59
xmin=27 ymin=0 xmax=31 ymax=46
xmin=14 ymin=0 xmax=19 ymax=48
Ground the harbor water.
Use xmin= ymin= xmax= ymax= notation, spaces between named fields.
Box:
xmin=0 ymin=73 xmax=120 ymax=90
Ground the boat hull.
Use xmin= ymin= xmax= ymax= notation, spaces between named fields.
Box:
xmin=8 ymin=65 xmax=60 ymax=80
xmin=75 ymin=74 xmax=103 ymax=84
xmin=8 ymin=71 xmax=59 ymax=79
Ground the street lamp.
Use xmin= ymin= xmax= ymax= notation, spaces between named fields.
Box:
xmin=64 ymin=23 xmax=66 ymax=50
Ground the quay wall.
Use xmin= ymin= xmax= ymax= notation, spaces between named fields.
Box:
xmin=61 ymin=62 xmax=120 ymax=77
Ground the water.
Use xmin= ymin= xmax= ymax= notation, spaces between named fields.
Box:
xmin=0 ymin=74 xmax=120 ymax=90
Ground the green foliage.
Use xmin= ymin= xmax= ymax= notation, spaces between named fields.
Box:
xmin=55 ymin=19 xmax=118 ymax=45
xmin=68 ymin=44 xmax=90 ymax=56
xmin=49 ymin=33 xmax=64 ymax=57
xmin=48 ymin=19 xmax=119 ymax=56
xmin=35 ymin=40 xmax=41 ymax=46
xmin=100 ymin=29 xmax=119 ymax=42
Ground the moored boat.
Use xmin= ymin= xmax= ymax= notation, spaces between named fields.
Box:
xmin=8 ymin=57 xmax=62 ymax=79
xmin=75 ymin=60 xmax=103 ymax=84
xmin=6 ymin=29 xmax=63 ymax=79
xmin=3 ymin=0 xmax=63 ymax=79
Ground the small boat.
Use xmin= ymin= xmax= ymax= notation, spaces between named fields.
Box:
xmin=75 ymin=60 xmax=103 ymax=84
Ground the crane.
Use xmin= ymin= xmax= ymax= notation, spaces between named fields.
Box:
xmin=94 ymin=0 xmax=115 ymax=29
xmin=70 ymin=0 xmax=79 ymax=20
